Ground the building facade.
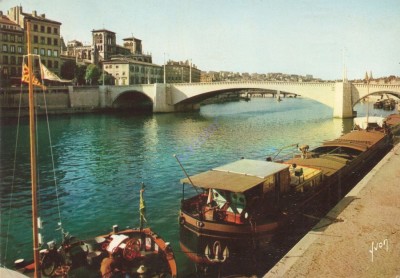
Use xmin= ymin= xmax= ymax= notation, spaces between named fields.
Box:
xmin=165 ymin=60 xmax=200 ymax=83
xmin=103 ymin=57 xmax=163 ymax=85
xmin=0 ymin=11 xmax=24 ymax=87
xmin=6 ymin=6 xmax=62 ymax=77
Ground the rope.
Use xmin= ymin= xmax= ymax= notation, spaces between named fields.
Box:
xmin=4 ymin=83 xmax=24 ymax=262
xmin=40 ymin=78 xmax=64 ymax=238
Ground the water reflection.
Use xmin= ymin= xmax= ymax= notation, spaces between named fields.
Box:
xmin=0 ymin=97 xmax=397 ymax=276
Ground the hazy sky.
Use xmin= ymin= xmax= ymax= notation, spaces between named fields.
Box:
xmin=2 ymin=0 xmax=399 ymax=80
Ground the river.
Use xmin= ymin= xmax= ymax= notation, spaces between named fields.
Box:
xmin=0 ymin=97 xmax=395 ymax=276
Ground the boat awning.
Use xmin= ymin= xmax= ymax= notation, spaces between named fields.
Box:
xmin=323 ymin=130 xmax=385 ymax=152
xmin=181 ymin=159 xmax=289 ymax=193
xmin=354 ymin=116 xmax=385 ymax=129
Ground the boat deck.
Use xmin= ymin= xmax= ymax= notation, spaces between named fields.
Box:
xmin=286 ymin=164 xmax=323 ymax=192
xmin=264 ymin=143 xmax=400 ymax=278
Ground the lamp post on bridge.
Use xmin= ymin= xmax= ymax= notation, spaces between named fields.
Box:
xmin=163 ymin=52 xmax=166 ymax=84
xmin=190 ymin=59 xmax=192 ymax=83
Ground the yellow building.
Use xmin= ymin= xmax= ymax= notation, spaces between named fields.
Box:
xmin=6 ymin=6 xmax=62 ymax=76
xmin=165 ymin=60 xmax=200 ymax=83
xmin=103 ymin=57 xmax=162 ymax=85
xmin=0 ymin=11 xmax=24 ymax=86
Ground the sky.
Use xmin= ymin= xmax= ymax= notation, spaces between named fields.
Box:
xmin=1 ymin=0 xmax=399 ymax=80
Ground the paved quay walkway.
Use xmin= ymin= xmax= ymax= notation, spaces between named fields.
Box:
xmin=265 ymin=143 xmax=400 ymax=278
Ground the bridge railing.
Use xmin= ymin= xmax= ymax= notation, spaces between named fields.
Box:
xmin=172 ymin=80 xmax=336 ymax=87
xmin=352 ymin=83 xmax=400 ymax=89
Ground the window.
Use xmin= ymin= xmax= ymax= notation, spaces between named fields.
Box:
xmin=53 ymin=38 xmax=58 ymax=46
xmin=10 ymin=56 xmax=16 ymax=65
xmin=2 ymin=33 xmax=8 ymax=41
xmin=18 ymin=57 xmax=23 ymax=65
xmin=18 ymin=46 xmax=23 ymax=53
xmin=47 ymin=49 xmax=52 ymax=56
xmin=33 ymin=48 xmax=38 ymax=54
xmin=53 ymin=28 xmax=58 ymax=34
xmin=40 ymin=26 xmax=45 ymax=32
xmin=47 ymin=27 xmax=51 ymax=34
xmin=40 ymin=48 xmax=45 ymax=55
xmin=34 ymin=36 xmax=38 ymax=43
xmin=53 ymin=50 xmax=58 ymax=57
xmin=40 ymin=37 xmax=45 ymax=44
xmin=47 ymin=38 xmax=51 ymax=45
xmin=3 ymin=56 xmax=8 ymax=64
xmin=33 ymin=24 xmax=38 ymax=31
xmin=17 ymin=35 xmax=23 ymax=43
xmin=2 ymin=45 xmax=8 ymax=52
xmin=10 ymin=45 xmax=15 ymax=53
xmin=10 ymin=35 xmax=15 ymax=42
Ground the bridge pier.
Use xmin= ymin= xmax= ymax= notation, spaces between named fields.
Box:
xmin=333 ymin=82 xmax=354 ymax=118
xmin=153 ymin=83 xmax=175 ymax=112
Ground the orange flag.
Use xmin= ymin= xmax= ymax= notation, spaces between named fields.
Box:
xmin=21 ymin=64 xmax=46 ymax=89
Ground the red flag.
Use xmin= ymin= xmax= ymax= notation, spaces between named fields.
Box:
xmin=21 ymin=64 xmax=46 ymax=89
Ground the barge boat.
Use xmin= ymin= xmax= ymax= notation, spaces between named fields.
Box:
xmin=178 ymin=114 xmax=400 ymax=273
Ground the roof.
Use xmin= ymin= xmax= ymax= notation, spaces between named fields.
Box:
xmin=0 ymin=15 xmax=21 ymax=28
xmin=22 ymin=13 xmax=61 ymax=25
xmin=92 ymin=29 xmax=115 ymax=34
xmin=181 ymin=159 xmax=289 ymax=192
xmin=323 ymin=130 xmax=385 ymax=152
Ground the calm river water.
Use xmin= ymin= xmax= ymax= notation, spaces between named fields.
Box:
xmin=0 ymin=97 xmax=394 ymax=276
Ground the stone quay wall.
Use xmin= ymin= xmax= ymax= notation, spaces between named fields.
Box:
xmin=0 ymin=86 xmax=103 ymax=117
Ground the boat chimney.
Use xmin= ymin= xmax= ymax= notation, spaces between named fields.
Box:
xmin=112 ymin=224 xmax=119 ymax=233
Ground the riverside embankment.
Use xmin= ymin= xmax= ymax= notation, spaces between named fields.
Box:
xmin=265 ymin=142 xmax=400 ymax=278
xmin=0 ymin=86 xmax=102 ymax=117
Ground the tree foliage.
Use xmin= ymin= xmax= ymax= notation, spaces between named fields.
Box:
xmin=75 ymin=64 xmax=87 ymax=85
xmin=60 ymin=60 xmax=76 ymax=80
xmin=98 ymin=72 xmax=115 ymax=85
xmin=85 ymin=64 xmax=101 ymax=85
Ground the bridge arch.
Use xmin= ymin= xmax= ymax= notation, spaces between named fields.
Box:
xmin=352 ymin=90 xmax=400 ymax=107
xmin=351 ymin=83 xmax=400 ymax=107
xmin=171 ymin=82 xmax=336 ymax=109
xmin=112 ymin=90 xmax=153 ymax=112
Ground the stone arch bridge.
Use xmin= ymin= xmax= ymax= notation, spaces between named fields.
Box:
xmin=99 ymin=81 xmax=400 ymax=118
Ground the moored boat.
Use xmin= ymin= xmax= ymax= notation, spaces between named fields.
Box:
xmin=177 ymin=113 xmax=400 ymax=275
xmin=9 ymin=21 xmax=177 ymax=278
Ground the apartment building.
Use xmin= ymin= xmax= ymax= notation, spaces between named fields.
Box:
xmin=103 ymin=57 xmax=163 ymax=85
xmin=165 ymin=60 xmax=200 ymax=83
xmin=0 ymin=11 xmax=24 ymax=87
xmin=7 ymin=6 xmax=62 ymax=78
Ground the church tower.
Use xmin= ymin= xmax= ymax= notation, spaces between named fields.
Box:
xmin=92 ymin=29 xmax=116 ymax=62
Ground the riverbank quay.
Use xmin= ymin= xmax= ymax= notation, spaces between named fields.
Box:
xmin=264 ymin=142 xmax=400 ymax=278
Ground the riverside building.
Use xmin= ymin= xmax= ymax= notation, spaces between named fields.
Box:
xmin=0 ymin=11 xmax=24 ymax=87
xmin=165 ymin=60 xmax=200 ymax=83
xmin=6 ymin=6 xmax=62 ymax=76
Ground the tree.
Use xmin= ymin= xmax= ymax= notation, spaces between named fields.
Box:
xmin=75 ymin=64 xmax=87 ymax=85
xmin=85 ymin=64 xmax=101 ymax=85
xmin=60 ymin=60 xmax=76 ymax=80
xmin=98 ymin=72 xmax=115 ymax=85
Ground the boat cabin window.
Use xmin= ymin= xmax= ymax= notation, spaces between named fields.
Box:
xmin=262 ymin=175 xmax=275 ymax=193
xmin=209 ymin=189 xmax=246 ymax=214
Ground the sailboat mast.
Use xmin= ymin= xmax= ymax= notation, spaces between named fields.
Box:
xmin=27 ymin=21 xmax=41 ymax=278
